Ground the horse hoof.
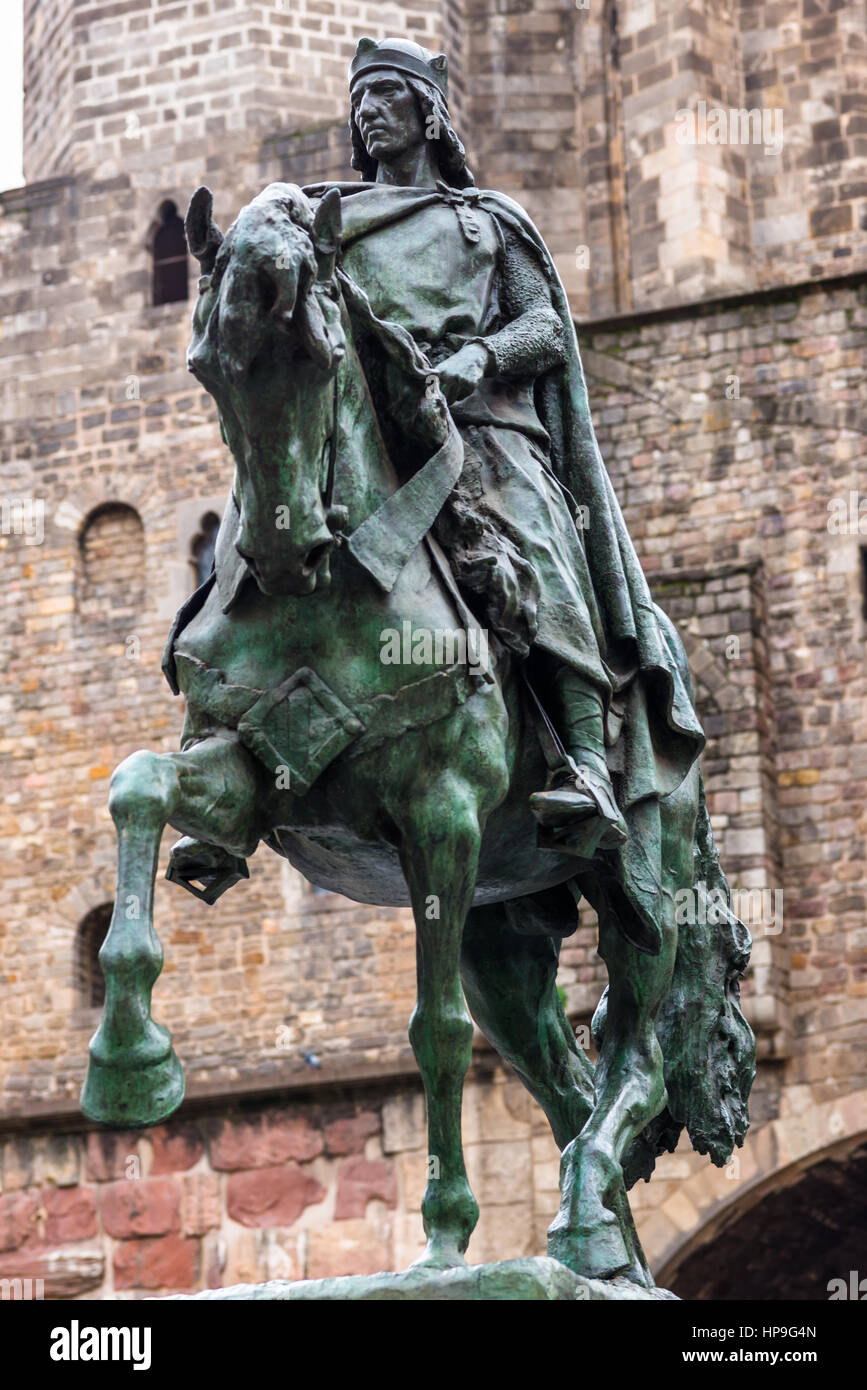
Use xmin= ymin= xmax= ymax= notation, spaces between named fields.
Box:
xmin=547 ymin=1210 xmax=631 ymax=1281
xmin=80 ymin=1046 xmax=186 ymax=1129
xmin=409 ymin=1238 xmax=467 ymax=1272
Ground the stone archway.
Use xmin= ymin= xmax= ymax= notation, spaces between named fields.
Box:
xmin=645 ymin=1087 xmax=867 ymax=1299
xmin=668 ymin=1139 xmax=867 ymax=1299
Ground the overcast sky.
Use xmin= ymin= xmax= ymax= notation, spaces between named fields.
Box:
xmin=0 ymin=0 xmax=24 ymax=192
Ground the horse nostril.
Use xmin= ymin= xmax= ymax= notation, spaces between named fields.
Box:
xmin=236 ymin=544 xmax=260 ymax=579
xmin=301 ymin=539 xmax=333 ymax=574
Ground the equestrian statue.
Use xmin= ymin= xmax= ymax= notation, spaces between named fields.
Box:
xmin=81 ymin=37 xmax=755 ymax=1288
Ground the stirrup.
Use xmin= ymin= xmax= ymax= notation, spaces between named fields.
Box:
xmin=530 ymin=760 xmax=627 ymax=854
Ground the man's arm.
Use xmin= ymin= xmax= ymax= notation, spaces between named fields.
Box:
xmin=437 ymin=226 xmax=567 ymax=402
xmin=481 ymin=226 xmax=567 ymax=376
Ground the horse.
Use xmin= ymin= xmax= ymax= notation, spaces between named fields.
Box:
xmin=80 ymin=182 xmax=754 ymax=1286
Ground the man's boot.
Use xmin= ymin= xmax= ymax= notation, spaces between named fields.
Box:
xmin=529 ymin=670 xmax=627 ymax=855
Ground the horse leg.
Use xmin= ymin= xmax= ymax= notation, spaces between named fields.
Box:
xmin=460 ymin=904 xmax=594 ymax=1147
xmin=461 ymin=901 xmax=651 ymax=1281
xmin=389 ymin=768 xmax=489 ymax=1269
xmin=547 ymin=801 xmax=678 ymax=1287
xmin=81 ymin=735 xmax=264 ymax=1127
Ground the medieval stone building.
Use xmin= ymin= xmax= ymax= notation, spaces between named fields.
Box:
xmin=1 ymin=0 xmax=865 ymax=1299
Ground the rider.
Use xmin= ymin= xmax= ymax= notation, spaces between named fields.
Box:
xmin=305 ymin=37 xmax=704 ymax=859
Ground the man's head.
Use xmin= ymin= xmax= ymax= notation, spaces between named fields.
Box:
xmin=348 ymin=37 xmax=473 ymax=189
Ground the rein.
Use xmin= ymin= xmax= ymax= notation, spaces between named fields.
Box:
xmin=330 ymin=267 xmax=465 ymax=594
xmin=323 ymin=369 xmax=339 ymax=517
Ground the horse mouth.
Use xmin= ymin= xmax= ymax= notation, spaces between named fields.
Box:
xmin=254 ymin=567 xmax=327 ymax=597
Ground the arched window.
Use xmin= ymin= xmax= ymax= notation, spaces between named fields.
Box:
xmin=190 ymin=511 xmax=220 ymax=590
xmin=150 ymin=200 xmax=188 ymax=306
xmin=78 ymin=503 xmax=145 ymax=624
xmin=75 ymin=904 xmax=112 ymax=1008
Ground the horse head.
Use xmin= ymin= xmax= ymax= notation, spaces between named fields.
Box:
xmin=185 ymin=182 xmax=347 ymax=596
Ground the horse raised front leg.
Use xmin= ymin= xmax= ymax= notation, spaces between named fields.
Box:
xmin=81 ymin=735 xmax=263 ymax=1128
xmin=394 ymin=771 xmax=485 ymax=1270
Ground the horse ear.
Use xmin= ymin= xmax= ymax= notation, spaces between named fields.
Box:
xmin=185 ymin=186 xmax=224 ymax=274
xmin=295 ymin=289 xmax=336 ymax=370
xmin=312 ymin=188 xmax=342 ymax=282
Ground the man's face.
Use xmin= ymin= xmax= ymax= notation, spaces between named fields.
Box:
xmin=351 ymin=69 xmax=425 ymax=165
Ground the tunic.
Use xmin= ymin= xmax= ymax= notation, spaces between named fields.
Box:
xmin=340 ymin=185 xmax=612 ymax=692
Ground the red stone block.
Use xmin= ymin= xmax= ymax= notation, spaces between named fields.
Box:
xmin=334 ymin=1157 xmax=397 ymax=1220
xmin=209 ymin=1110 xmax=323 ymax=1171
xmin=0 ymin=1247 xmax=104 ymax=1299
xmin=149 ymin=1123 xmax=204 ymax=1175
xmin=323 ymin=1109 xmax=380 ymax=1156
xmin=42 ymin=1185 xmax=98 ymax=1244
xmin=84 ymin=1132 xmax=142 ymax=1182
xmin=101 ymin=1177 xmax=181 ymax=1238
xmin=113 ymin=1234 xmax=197 ymax=1291
xmin=0 ymin=1190 xmax=38 ymax=1252
xmin=226 ymin=1164 xmax=325 ymax=1228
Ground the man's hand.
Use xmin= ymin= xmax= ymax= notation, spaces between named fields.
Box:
xmin=436 ymin=341 xmax=491 ymax=404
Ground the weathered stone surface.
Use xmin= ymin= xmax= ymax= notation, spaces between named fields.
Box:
xmin=209 ymin=1113 xmax=324 ymax=1171
xmin=226 ymin=1165 xmax=325 ymax=1228
xmin=323 ymin=1110 xmax=380 ymax=1156
xmin=166 ymin=1257 xmax=679 ymax=1301
xmin=100 ymin=1177 xmax=181 ymax=1238
xmin=0 ymin=1248 xmax=105 ymax=1299
xmin=85 ymin=1133 xmax=142 ymax=1183
xmin=149 ymin=1123 xmax=203 ymax=1174
xmin=382 ymin=1093 xmax=425 ymax=1155
xmin=334 ymin=1157 xmax=397 ymax=1220
xmin=114 ymin=1234 xmax=198 ymax=1291
xmin=41 ymin=1185 xmax=99 ymax=1244
xmin=1 ymin=1138 xmax=36 ymax=1193
xmin=0 ymin=1190 xmax=38 ymax=1252
xmin=305 ymin=1219 xmax=391 ymax=1280
xmin=181 ymin=1173 xmax=221 ymax=1236
xmin=34 ymin=1137 xmax=80 ymax=1189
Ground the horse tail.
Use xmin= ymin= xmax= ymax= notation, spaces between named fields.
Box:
xmin=618 ymin=607 xmax=756 ymax=1189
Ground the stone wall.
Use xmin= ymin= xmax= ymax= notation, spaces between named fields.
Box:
xmin=0 ymin=1069 xmax=564 ymax=1298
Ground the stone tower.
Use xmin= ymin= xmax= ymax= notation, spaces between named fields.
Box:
xmin=1 ymin=0 xmax=865 ymax=1299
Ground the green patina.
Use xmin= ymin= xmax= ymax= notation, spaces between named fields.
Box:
xmin=81 ymin=36 xmax=754 ymax=1290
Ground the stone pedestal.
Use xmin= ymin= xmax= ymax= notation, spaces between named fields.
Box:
xmin=166 ymin=1257 xmax=679 ymax=1301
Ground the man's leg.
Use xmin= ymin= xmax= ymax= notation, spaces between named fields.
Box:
xmin=438 ymin=427 xmax=627 ymax=854
xmin=528 ymin=662 xmax=628 ymax=855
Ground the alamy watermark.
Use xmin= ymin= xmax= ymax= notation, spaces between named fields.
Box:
xmin=1 ymin=496 xmax=44 ymax=545
xmin=827 ymin=1271 xmax=867 ymax=1300
xmin=1 ymin=1277 xmax=45 ymax=1300
xmin=380 ymin=622 xmax=491 ymax=674
xmin=50 ymin=1321 xmax=151 ymax=1370
xmin=675 ymin=881 xmax=783 ymax=935
xmin=827 ymin=491 xmax=867 ymax=535
xmin=675 ymin=101 xmax=784 ymax=156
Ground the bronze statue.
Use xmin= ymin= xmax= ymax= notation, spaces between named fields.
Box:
xmin=81 ymin=37 xmax=754 ymax=1289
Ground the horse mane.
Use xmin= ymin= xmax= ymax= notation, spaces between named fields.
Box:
xmin=614 ymin=607 xmax=756 ymax=1187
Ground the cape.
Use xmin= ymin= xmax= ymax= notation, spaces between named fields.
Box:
xmin=304 ymin=181 xmax=706 ymax=811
